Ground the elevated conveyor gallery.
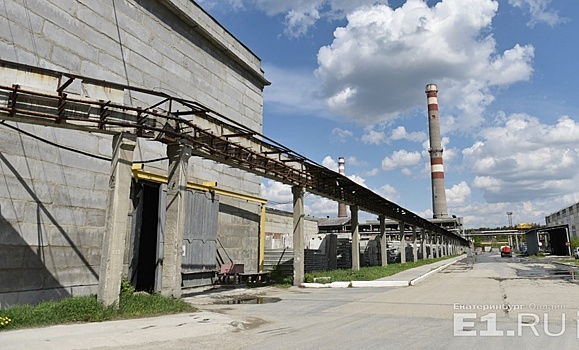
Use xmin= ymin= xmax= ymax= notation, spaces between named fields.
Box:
xmin=0 ymin=60 xmax=468 ymax=245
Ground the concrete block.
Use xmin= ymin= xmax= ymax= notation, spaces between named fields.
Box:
xmin=69 ymin=284 xmax=98 ymax=298
xmin=54 ymin=186 xmax=108 ymax=210
xmin=49 ymin=266 xmax=100 ymax=287
xmin=57 ymin=150 xmax=110 ymax=174
xmin=77 ymin=0 xmax=114 ymax=20
xmin=46 ymin=226 xmax=104 ymax=247
xmin=0 ymin=287 xmax=70 ymax=309
xmin=85 ymin=209 xmax=106 ymax=227
xmin=76 ymin=6 xmax=117 ymax=41
xmin=51 ymin=45 xmax=83 ymax=73
xmin=36 ymin=246 xmax=102 ymax=269
xmin=80 ymin=59 xmax=125 ymax=83
xmin=0 ymin=174 xmax=55 ymax=203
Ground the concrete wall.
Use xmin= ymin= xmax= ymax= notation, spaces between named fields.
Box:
xmin=546 ymin=203 xmax=579 ymax=237
xmin=0 ymin=0 xmax=267 ymax=307
xmin=264 ymin=208 xmax=319 ymax=250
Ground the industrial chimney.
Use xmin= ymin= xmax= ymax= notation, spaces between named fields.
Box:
xmin=338 ymin=157 xmax=348 ymax=217
xmin=425 ymin=84 xmax=449 ymax=218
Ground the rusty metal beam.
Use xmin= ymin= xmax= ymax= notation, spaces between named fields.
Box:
xmin=0 ymin=61 xmax=469 ymax=244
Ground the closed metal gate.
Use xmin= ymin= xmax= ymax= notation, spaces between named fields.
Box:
xmin=182 ymin=190 xmax=219 ymax=275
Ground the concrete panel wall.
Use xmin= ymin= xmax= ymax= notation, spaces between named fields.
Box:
xmin=264 ymin=209 xmax=319 ymax=250
xmin=0 ymin=0 xmax=266 ymax=307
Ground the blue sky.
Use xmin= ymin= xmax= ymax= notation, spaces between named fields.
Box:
xmin=198 ymin=0 xmax=578 ymax=229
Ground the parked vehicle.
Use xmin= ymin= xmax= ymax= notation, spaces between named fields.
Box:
xmin=500 ymin=246 xmax=512 ymax=258
xmin=574 ymin=247 xmax=579 ymax=259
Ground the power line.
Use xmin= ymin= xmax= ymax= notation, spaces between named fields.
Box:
xmin=0 ymin=122 xmax=169 ymax=164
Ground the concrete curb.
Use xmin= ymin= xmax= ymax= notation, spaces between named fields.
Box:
xmin=409 ymin=255 xmax=467 ymax=286
xmin=300 ymin=255 xmax=468 ymax=289
xmin=351 ymin=280 xmax=408 ymax=287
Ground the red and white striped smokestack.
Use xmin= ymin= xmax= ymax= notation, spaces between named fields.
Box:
xmin=425 ymin=84 xmax=449 ymax=219
xmin=338 ymin=157 xmax=348 ymax=217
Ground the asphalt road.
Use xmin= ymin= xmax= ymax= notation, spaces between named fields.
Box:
xmin=2 ymin=252 xmax=579 ymax=349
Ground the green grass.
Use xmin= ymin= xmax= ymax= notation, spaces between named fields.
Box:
xmin=304 ymin=255 xmax=460 ymax=283
xmin=0 ymin=289 xmax=195 ymax=331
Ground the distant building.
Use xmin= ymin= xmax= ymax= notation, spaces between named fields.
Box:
xmin=545 ymin=202 xmax=579 ymax=237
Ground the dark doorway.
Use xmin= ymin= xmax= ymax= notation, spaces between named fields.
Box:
xmin=132 ymin=182 xmax=161 ymax=292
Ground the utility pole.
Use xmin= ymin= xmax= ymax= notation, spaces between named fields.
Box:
xmin=506 ymin=212 xmax=513 ymax=229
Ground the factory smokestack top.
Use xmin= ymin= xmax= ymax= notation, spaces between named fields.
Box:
xmin=338 ymin=157 xmax=348 ymax=217
xmin=425 ymin=84 xmax=449 ymax=219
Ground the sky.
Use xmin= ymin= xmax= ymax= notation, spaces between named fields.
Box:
xmin=197 ymin=0 xmax=579 ymax=229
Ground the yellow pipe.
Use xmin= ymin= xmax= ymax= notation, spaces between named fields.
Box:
xmin=131 ymin=165 xmax=267 ymax=204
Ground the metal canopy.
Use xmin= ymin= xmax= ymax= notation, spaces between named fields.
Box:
xmin=0 ymin=60 xmax=468 ymax=244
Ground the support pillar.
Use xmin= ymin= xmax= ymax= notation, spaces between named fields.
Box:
xmin=428 ymin=232 xmax=433 ymax=259
xmin=161 ymin=142 xmax=191 ymax=298
xmin=446 ymin=238 xmax=451 ymax=256
xmin=326 ymin=234 xmax=338 ymax=270
xmin=420 ymin=228 xmax=428 ymax=259
xmin=515 ymin=234 xmax=520 ymax=252
xmin=433 ymin=234 xmax=439 ymax=258
xmin=351 ymin=205 xmax=360 ymax=271
xmin=98 ymin=133 xmax=136 ymax=307
xmin=399 ymin=221 xmax=406 ymax=264
xmin=292 ymin=186 xmax=305 ymax=286
xmin=380 ymin=215 xmax=387 ymax=266
xmin=412 ymin=226 xmax=418 ymax=262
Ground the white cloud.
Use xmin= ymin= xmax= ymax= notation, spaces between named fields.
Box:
xmin=463 ymin=114 xmax=579 ymax=203
xmin=261 ymin=64 xmax=327 ymax=117
xmin=508 ymin=0 xmax=568 ymax=27
xmin=261 ymin=179 xmax=293 ymax=204
xmin=315 ymin=0 xmax=534 ymax=129
xmin=362 ymin=125 xmax=427 ymax=145
xmin=348 ymin=174 xmax=367 ymax=187
xmin=346 ymin=156 xmax=368 ymax=167
xmin=250 ymin=0 xmax=389 ymax=37
xmin=391 ymin=126 xmax=427 ymax=142
xmin=446 ymin=181 xmax=471 ymax=206
xmin=330 ymin=128 xmax=353 ymax=143
xmin=322 ymin=155 xmax=338 ymax=171
xmin=376 ymin=184 xmax=400 ymax=202
xmin=361 ymin=130 xmax=387 ymax=145
xmin=381 ymin=149 xmax=422 ymax=171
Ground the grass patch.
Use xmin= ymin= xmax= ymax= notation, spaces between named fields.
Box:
xmin=304 ymin=255 xmax=460 ymax=283
xmin=0 ymin=289 xmax=195 ymax=331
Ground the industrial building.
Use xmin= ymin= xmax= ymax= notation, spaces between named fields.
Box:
xmin=545 ymin=202 xmax=579 ymax=237
xmin=0 ymin=1 xmax=468 ymax=309
xmin=0 ymin=0 xmax=269 ymax=308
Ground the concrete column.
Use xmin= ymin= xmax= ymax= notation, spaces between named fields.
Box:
xmin=351 ymin=205 xmax=360 ymax=271
xmin=441 ymin=236 xmax=446 ymax=257
xmin=446 ymin=238 xmax=451 ymax=256
xmin=292 ymin=186 xmax=305 ymax=286
xmin=380 ymin=215 xmax=387 ymax=266
xmin=421 ymin=229 xmax=427 ymax=260
xmin=399 ymin=221 xmax=406 ymax=264
xmin=412 ymin=226 xmax=418 ymax=262
xmin=433 ymin=234 xmax=439 ymax=258
xmin=515 ymin=234 xmax=520 ymax=252
xmin=427 ymin=232 xmax=433 ymax=259
xmin=98 ymin=133 xmax=136 ymax=307
xmin=161 ymin=142 xmax=191 ymax=298
xmin=326 ymin=234 xmax=338 ymax=270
